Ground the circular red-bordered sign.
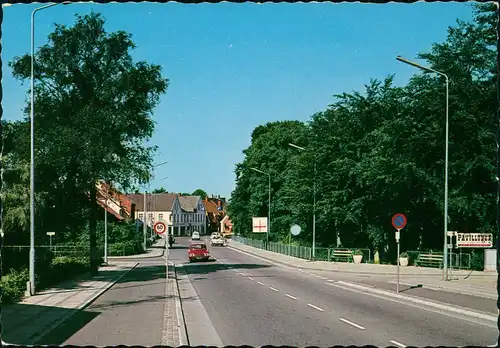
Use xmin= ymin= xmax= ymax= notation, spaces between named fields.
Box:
xmin=154 ymin=221 xmax=167 ymax=235
xmin=391 ymin=214 xmax=407 ymax=230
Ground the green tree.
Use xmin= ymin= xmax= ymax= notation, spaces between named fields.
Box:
xmin=192 ymin=189 xmax=208 ymax=199
xmin=228 ymin=120 xmax=310 ymax=242
xmin=152 ymin=187 xmax=168 ymax=193
xmin=9 ymin=11 xmax=169 ymax=272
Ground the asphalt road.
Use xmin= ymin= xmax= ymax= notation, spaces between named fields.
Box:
xmin=38 ymin=254 xmax=169 ymax=346
xmin=170 ymin=236 xmax=497 ymax=347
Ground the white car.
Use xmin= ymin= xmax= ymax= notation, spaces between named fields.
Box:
xmin=191 ymin=231 xmax=200 ymax=240
xmin=211 ymin=235 xmax=225 ymax=247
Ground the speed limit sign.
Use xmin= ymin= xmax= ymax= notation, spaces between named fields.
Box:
xmin=154 ymin=221 xmax=167 ymax=235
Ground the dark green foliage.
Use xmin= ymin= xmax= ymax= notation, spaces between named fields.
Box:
xmin=4 ymin=11 xmax=168 ymax=273
xmin=228 ymin=4 xmax=497 ymax=262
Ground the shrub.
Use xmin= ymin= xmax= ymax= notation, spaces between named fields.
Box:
xmin=0 ymin=268 xmax=29 ymax=304
xmin=37 ymin=255 xmax=91 ymax=288
xmin=109 ymin=241 xmax=144 ymax=256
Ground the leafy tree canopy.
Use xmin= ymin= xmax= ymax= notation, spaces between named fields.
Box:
xmin=228 ymin=3 xmax=497 ymax=260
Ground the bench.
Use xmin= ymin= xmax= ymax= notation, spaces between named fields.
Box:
xmin=415 ymin=253 xmax=443 ymax=268
xmin=332 ymin=249 xmax=353 ymax=263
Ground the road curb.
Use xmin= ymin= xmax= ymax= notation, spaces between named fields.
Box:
xmin=32 ymin=262 xmax=139 ymax=346
xmin=172 ymin=263 xmax=189 ymax=346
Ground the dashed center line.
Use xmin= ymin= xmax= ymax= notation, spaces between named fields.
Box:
xmin=237 ymin=272 xmax=246 ymax=276
xmin=257 ymin=281 xmax=265 ymax=286
xmin=269 ymin=286 xmax=279 ymax=292
xmin=389 ymin=340 xmax=406 ymax=348
xmin=307 ymin=303 xmax=324 ymax=311
xmin=285 ymin=294 xmax=297 ymax=300
xmin=247 ymin=277 xmax=254 ymax=281
xmin=319 ymin=276 xmax=328 ymax=280
xmin=339 ymin=318 xmax=365 ymax=330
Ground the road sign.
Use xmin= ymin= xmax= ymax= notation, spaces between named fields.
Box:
xmin=290 ymin=224 xmax=301 ymax=236
xmin=456 ymin=233 xmax=492 ymax=248
xmin=154 ymin=221 xmax=167 ymax=235
xmin=252 ymin=217 xmax=268 ymax=233
xmin=46 ymin=232 xmax=55 ymax=236
xmin=391 ymin=213 xmax=407 ymax=230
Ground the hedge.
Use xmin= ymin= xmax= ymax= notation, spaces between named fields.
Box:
xmin=0 ymin=255 xmax=94 ymax=304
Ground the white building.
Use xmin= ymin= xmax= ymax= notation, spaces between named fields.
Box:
xmin=126 ymin=193 xmax=177 ymax=235
xmin=171 ymin=195 xmax=206 ymax=236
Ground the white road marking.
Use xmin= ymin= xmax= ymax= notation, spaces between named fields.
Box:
xmin=269 ymin=286 xmax=279 ymax=292
xmin=307 ymin=303 xmax=324 ymax=311
xmin=248 ymin=277 xmax=254 ymax=281
xmin=389 ymin=340 xmax=406 ymax=348
xmin=232 ymin=269 xmax=237 ymax=272
xmin=258 ymin=281 xmax=265 ymax=286
xmin=339 ymin=318 xmax=365 ymax=330
xmin=319 ymin=276 xmax=328 ymax=280
xmin=326 ymin=279 xmax=335 ymax=282
xmin=285 ymin=294 xmax=297 ymax=300
xmin=237 ymin=272 xmax=246 ymax=276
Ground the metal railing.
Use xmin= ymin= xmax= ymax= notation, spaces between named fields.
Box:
xmin=404 ymin=249 xmax=471 ymax=269
xmin=233 ymin=236 xmax=372 ymax=263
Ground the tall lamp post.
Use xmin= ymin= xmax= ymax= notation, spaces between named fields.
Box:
xmin=143 ymin=161 xmax=168 ymax=250
xmin=104 ymin=182 xmax=109 ymax=265
xmin=250 ymin=167 xmax=271 ymax=248
xmin=289 ymin=143 xmax=317 ymax=259
xmin=29 ymin=1 xmax=70 ymax=296
xmin=396 ymin=55 xmax=450 ymax=281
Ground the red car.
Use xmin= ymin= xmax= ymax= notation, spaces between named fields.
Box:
xmin=188 ymin=242 xmax=210 ymax=262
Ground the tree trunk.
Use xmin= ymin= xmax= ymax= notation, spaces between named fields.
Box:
xmin=89 ymin=182 xmax=99 ymax=275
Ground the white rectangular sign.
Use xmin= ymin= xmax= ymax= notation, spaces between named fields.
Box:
xmin=46 ymin=232 xmax=55 ymax=236
xmin=456 ymin=233 xmax=493 ymax=248
xmin=252 ymin=217 xmax=268 ymax=233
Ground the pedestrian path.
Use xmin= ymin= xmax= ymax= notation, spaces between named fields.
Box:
xmin=228 ymin=240 xmax=497 ymax=299
xmin=2 ymin=262 xmax=137 ymax=345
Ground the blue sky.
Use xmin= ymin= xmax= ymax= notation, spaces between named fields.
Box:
xmin=3 ymin=2 xmax=476 ymax=199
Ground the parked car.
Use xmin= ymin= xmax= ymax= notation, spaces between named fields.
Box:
xmin=191 ymin=231 xmax=200 ymax=240
xmin=188 ymin=242 xmax=210 ymax=262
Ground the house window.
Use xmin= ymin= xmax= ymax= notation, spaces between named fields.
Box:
xmin=159 ymin=213 xmax=164 ymax=221
xmin=149 ymin=213 xmax=153 ymax=220
xmin=169 ymin=215 xmax=172 ymax=222
xmin=138 ymin=213 xmax=144 ymax=220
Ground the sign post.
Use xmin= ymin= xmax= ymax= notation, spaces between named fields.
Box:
xmin=154 ymin=221 xmax=167 ymax=236
xmin=46 ymin=232 xmax=55 ymax=250
xmin=289 ymin=224 xmax=301 ymax=256
xmin=391 ymin=213 xmax=407 ymax=293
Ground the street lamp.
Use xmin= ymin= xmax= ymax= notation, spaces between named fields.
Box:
xmin=143 ymin=160 xmax=168 ymax=250
xmin=29 ymin=1 xmax=70 ymax=296
xmin=250 ymin=167 xmax=271 ymax=248
xmin=396 ymin=55 xmax=450 ymax=281
xmin=104 ymin=182 xmax=109 ymax=265
xmin=289 ymin=143 xmax=317 ymax=259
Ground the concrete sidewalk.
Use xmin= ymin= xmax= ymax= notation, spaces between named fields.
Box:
xmin=2 ymin=261 xmax=138 ymax=345
xmin=228 ymin=240 xmax=497 ymax=299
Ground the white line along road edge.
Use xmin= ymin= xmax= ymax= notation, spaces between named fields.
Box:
xmin=331 ymin=281 xmax=497 ymax=325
